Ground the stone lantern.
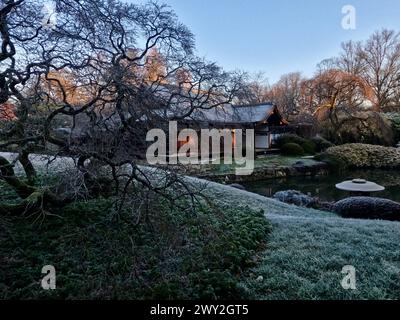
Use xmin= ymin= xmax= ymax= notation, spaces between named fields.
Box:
xmin=335 ymin=179 xmax=385 ymax=197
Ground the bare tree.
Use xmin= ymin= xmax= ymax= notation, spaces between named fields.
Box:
xmin=336 ymin=41 xmax=365 ymax=76
xmin=233 ymin=72 xmax=270 ymax=105
xmin=268 ymin=72 xmax=304 ymax=118
xmin=303 ymin=69 xmax=371 ymax=132
xmin=0 ymin=0 xmax=241 ymax=216
xmin=317 ymin=31 xmax=400 ymax=110
xmin=358 ymin=29 xmax=400 ymax=109
xmin=143 ymin=48 xmax=167 ymax=82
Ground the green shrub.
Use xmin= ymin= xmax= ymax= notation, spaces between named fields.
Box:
xmin=301 ymin=141 xmax=317 ymax=155
xmin=333 ymin=197 xmax=400 ymax=221
xmin=314 ymin=153 xmax=348 ymax=172
xmin=323 ymin=143 xmax=400 ymax=168
xmin=277 ymin=134 xmax=319 ymax=154
xmin=276 ymin=134 xmax=307 ymax=148
xmin=0 ymin=184 xmax=270 ymax=300
xmin=385 ymin=112 xmax=400 ymax=143
xmin=281 ymin=143 xmax=305 ymax=156
xmin=311 ymin=136 xmax=334 ymax=152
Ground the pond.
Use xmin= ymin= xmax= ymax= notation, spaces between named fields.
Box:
xmin=242 ymin=169 xmax=400 ymax=203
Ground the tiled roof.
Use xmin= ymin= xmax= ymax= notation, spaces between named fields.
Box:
xmin=189 ymin=103 xmax=276 ymax=124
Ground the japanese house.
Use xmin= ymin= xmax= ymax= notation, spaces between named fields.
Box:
xmin=178 ymin=103 xmax=290 ymax=155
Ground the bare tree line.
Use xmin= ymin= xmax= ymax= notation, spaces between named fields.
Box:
xmin=236 ymin=29 xmax=400 ymax=120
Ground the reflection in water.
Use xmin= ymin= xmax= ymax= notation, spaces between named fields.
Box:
xmin=242 ymin=169 xmax=400 ymax=203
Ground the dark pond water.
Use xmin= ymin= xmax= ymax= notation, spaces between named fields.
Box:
xmin=242 ymin=169 xmax=400 ymax=202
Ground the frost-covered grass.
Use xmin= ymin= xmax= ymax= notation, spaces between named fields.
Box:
xmin=204 ymin=155 xmax=319 ymax=175
xmin=197 ymin=179 xmax=400 ymax=300
xmin=243 ymin=214 xmax=400 ymax=299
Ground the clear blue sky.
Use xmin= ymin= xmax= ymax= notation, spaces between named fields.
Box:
xmin=130 ymin=0 xmax=400 ymax=83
